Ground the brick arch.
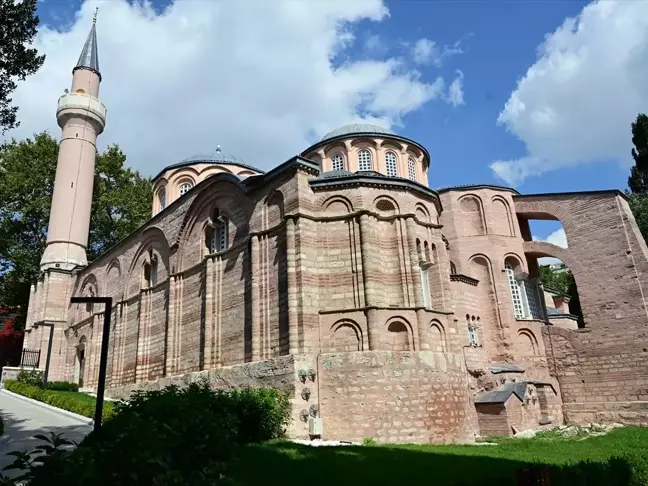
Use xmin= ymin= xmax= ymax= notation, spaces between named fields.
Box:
xmin=126 ymin=227 xmax=171 ymax=297
xmin=459 ymin=194 xmax=486 ymax=236
xmin=265 ymin=190 xmax=285 ymax=230
xmin=503 ymin=252 xmax=527 ymax=274
xmin=175 ymin=176 xmax=250 ymax=270
xmin=374 ymin=195 xmax=400 ymax=215
xmin=199 ymin=165 xmax=234 ymax=175
xmin=385 ymin=316 xmax=415 ymax=351
xmin=322 ymin=195 xmax=353 ymax=214
xmin=491 ymin=196 xmax=514 ymax=236
xmin=415 ymin=203 xmax=430 ymax=224
xmin=330 ymin=319 xmax=363 ymax=352
xmin=518 ymin=328 xmax=539 ymax=355
xmin=429 ymin=319 xmax=447 ymax=352
xmin=105 ymin=258 xmax=122 ymax=298
xmin=169 ymin=166 xmax=200 ymax=183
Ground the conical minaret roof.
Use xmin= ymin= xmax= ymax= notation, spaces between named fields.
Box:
xmin=73 ymin=15 xmax=100 ymax=80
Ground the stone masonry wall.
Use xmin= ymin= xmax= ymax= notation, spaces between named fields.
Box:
xmin=318 ymin=351 xmax=474 ymax=443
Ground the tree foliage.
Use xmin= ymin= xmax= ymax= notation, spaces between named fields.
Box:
xmin=539 ymin=265 xmax=572 ymax=296
xmin=0 ymin=0 xmax=45 ymax=132
xmin=539 ymin=265 xmax=584 ymax=327
xmin=0 ymin=132 xmax=152 ymax=309
xmin=628 ymin=114 xmax=648 ymax=241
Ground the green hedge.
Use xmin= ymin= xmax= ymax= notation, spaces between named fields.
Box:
xmin=46 ymin=381 xmax=79 ymax=392
xmin=4 ymin=380 xmax=114 ymax=421
xmin=20 ymin=383 xmax=291 ymax=486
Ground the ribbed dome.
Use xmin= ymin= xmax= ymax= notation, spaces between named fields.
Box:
xmin=180 ymin=146 xmax=245 ymax=165
xmin=321 ymin=123 xmax=395 ymax=142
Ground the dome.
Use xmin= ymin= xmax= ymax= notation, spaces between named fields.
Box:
xmin=179 ymin=146 xmax=245 ymax=165
xmin=321 ymin=123 xmax=395 ymax=142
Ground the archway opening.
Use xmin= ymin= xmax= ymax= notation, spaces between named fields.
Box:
xmin=523 ymin=252 xmax=585 ymax=329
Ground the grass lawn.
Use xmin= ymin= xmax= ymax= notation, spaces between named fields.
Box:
xmin=230 ymin=427 xmax=648 ymax=486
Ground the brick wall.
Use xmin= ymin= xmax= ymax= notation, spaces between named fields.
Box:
xmin=517 ymin=192 xmax=648 ymax=424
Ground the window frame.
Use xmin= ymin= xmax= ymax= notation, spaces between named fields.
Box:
xmin=358 ymin=149 xmax=372 ymax=171
xmin=408 ymin=157 xmax=417 ymax=181
xmin=331 ymin=153 xmax=344 ymax=171
xmin=179 ymin=182 xmax=193 ymax=196
xmin=385 ymin=151 xmax=398 ymax=177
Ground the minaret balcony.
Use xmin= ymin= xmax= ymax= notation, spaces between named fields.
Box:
xmin=56 ymin=92 xmax=106 ymax=131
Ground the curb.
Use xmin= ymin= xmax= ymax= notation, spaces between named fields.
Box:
xmin=0 ymin=390 xmax=94 ymax=426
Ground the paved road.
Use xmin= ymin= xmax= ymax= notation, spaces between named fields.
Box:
xmin=0 ymin=390 xmax=92 ymax=478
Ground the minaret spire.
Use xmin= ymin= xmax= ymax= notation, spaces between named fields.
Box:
xmin=73 ymin=9 xmax=100 ymax=80
xmin=39 ymin=16 xmax=106 ymax=271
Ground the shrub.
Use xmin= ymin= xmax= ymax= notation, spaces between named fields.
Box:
xmin=4 ymin=380 xmax=114 ymax=421
xmin=45 ymin=381 xmax=79 ymax=392
xmin=230 ymin=387 xmax=292 ymax=443
xmin=16 ymin=369 xmax=43 ymax=388
xmin=6 ymin=383 xmax=292 ymax=486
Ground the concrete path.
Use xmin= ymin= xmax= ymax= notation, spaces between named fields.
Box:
xmin=0 ymin=390 xmax=92 ymax=478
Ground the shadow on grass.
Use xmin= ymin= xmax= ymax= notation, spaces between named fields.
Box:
xmin=231 ymin=442 xmax=635 ymax=486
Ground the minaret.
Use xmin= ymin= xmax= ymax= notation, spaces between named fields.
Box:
xmin=40 ymin=10 xmax=106 ymax=271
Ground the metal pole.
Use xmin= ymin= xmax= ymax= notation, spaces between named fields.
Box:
xmin=43 ymin=324 xmax=54 ymax=386
xmin=70 ymin=296 xmax=113 ymax=437
xmin=93 ymin=298 xmax=112 ymax=436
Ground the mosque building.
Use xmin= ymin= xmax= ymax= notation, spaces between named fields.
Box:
xmin=18 ymin=19 xmax=648 ymax=442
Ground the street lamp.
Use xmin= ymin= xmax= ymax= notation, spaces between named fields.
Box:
xmin=70 ymin=296 xmax=113 ymax=436
xmin=32 ymin=321 xmax=54 ymax=386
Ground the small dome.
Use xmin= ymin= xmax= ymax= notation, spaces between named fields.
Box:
xmin=321 ymin=123 xmax=395 ymax=142
xmin=180 ymin=146 xmax=245 ymax=165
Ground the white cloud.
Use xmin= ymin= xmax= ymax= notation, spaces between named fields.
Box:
xmin=491 ymin=0 xmax=648 ymax=186
xmin=446 ymin=70 xmax=465 ymax=107
xmin=4 ymin=0 xmax=459 ymax=176
xmin=412 ymin=38 xmax=463 ymax=67
xmin=535 ymin=228 xmax=568 ymax=265
xmin=412 ymin=38 xmax=439 ymax=65
xmin=364 ymin=34 xmax=387 ymax=55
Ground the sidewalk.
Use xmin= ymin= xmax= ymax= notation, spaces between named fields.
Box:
xmin=0 ymin=390 xmax=91 ymax=478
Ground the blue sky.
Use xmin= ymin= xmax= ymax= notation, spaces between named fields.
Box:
xmin=25 ymin=0 xmax=648 ymax=242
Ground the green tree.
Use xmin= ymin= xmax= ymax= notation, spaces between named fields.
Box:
xmin=539 ymin=265 xmax=572 ymax=296
xmin=539 ymin=265 xmax=584 ymax=327
xmin=0 ymin=0 xmax=45 ymax=132
xmin=0 ymin=132 xmax=152 ymax=310
xmin=628 ymin=114 xmax=648 ymax=241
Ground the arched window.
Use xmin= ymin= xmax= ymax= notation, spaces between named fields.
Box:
xmin=385 ymin=151 xmax=398 ymax=177
xmin=158 ymin=188 xmax=166 ymax=210
xmin=506 ymin=260 xmax=526 ymax=319
xmin=207 ymin=210 xmax=229 ymax=254
xmin=331 ymin=153 xmax=344 ymax=171
xmin=467 ymin=315 xmax=479 ymax=346
xmin=358 ymin=149 xmax=372 ymax=171
xmin=408 ymin=157 xmax=416 ymax=180
xmin=179 ymin=182 xmax=193 ymax=196
xmin=143 ymin=251 xmax=158 ymax=288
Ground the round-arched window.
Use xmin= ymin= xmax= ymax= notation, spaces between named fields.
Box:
xmin=331 ymin=153 xmax=344 ymax=171
xmin=358 ymin=149 xmax=372 ymax=171
xmin=385 ymin=152 xmax=398 ymax=177
xmin=408 ymin=157 xmax=417 ymax=181
xmin=179 ymin=182 xmax=193 ymax=196
xmin=158 ymin=188 xmax=166 ymax=210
